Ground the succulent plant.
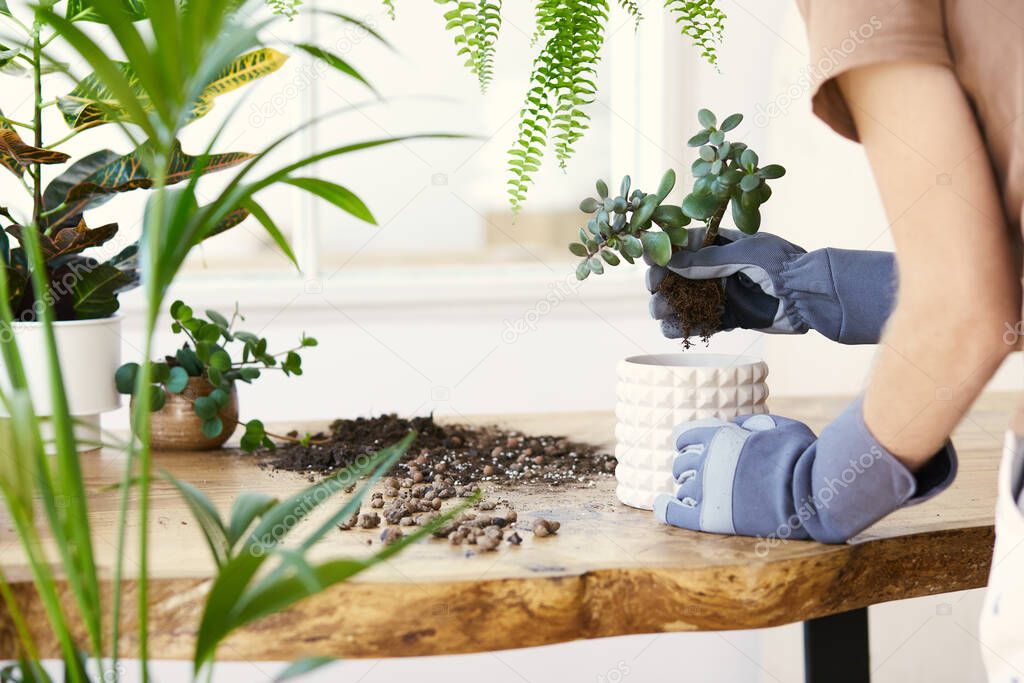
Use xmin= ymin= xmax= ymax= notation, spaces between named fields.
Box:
xmin=570 ymin=108 xmax=785 ymax=279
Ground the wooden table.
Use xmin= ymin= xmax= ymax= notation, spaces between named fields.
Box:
xmin=0 ymin=395 xmax=1011 ymax=682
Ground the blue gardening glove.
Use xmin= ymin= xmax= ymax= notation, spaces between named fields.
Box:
xmin=653 ymin=398 xmax=957 ymax=544
xmin=645 ymin=228 xmax=897 ymax=344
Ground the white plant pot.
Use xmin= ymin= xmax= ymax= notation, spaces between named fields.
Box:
xmin=614 ymin=353 xmax=769 ymax=510
xmin=0 ymin=316 xmax=122 ymax=450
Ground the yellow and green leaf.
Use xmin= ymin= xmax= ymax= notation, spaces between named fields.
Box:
xmin=190 ymin=48 xmax=288 ymax=119
xmin=58 ymin=49 xmax=287 ymax=130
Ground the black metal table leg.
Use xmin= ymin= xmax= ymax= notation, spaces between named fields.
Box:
xmin=803 ymin=607 xmax=870 ymax=683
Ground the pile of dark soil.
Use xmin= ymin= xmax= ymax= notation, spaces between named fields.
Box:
xmin=267 ymin=414 xmax=616 ymax=488
xmin=657 ymin=271 xmax=723 ymax=349
xmin=262 ymin=415 xmax=615 ymax=552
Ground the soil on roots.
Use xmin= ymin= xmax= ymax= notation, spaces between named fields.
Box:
xmin=656 ymin=272 xmax=723 ymax=349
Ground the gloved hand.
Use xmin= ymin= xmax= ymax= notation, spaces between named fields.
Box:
xmin=645 ymin=228 xmax=897 ymax=344
xmin=653 ymin=398 xmax=957 ymax=544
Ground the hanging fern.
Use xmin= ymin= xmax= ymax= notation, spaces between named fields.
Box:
xmin=666 ymin=0 xmax=726 ymax=67
xmin=436 ymin=0 xmax=502 ymax=92
xmin=381 ymin=0 xmax=726 ymax=210
xmin=617 ymin=0 xmax=642 ymax=28
xmin=507 ymin=0 xmax=608 ymax=209
xmin=265 ymin=0 xmax=302 ymax=19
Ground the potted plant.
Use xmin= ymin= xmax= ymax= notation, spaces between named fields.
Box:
xmin=0 ymin=22 xmax=287 ymax=447
xmin=115 ymin=301 xmax=318 ymax=452
xmin=569 ymin=109 xmax=783 ymax=508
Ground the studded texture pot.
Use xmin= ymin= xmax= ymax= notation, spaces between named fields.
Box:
xmin=614 ymin=353 xmax=769 ymax=510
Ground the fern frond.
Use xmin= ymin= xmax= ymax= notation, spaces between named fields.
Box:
xmin=617 ymin=0 xmax=642 ymax=28
xmin=381 ymin=0 xmax=396 ymax=19
xmin=436 ymin=0 xmax=503 ymax=92
xmin=507 ymin=0 xmax=609 ymax=213
xmin=265 ymin=0 xmax=302 ymax=19
xmin=665 ymin=0 xmax=726 ymax=68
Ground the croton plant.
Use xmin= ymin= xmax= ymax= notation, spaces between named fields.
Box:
xmin=0 ymin=1 xmax=295 ymax=320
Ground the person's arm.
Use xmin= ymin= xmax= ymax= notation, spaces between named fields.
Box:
xmin=654 ymin=60 xmax=1017 ymax=543
xmin=838 ymin=60 xmax=1019 ymax=469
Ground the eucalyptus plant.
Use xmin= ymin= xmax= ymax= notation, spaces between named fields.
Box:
xmin=115 ymin=301 xmax=318 ymax=451
xmin=0 ymin=2 xmax=464 ymax=682
xmin=412 ymin=0 xmax=728 ymax=211
xmin=570 ymin=109 xmax=785 ymax=279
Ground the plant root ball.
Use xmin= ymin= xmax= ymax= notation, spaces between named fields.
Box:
xmin=656 ymin=272 xmax=723 ymax=349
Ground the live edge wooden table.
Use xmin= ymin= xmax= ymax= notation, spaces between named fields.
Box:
xmin=0 ymin=395 xmax=1010 ymax=682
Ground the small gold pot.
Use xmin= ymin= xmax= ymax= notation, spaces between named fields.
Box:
xmin=135 ymin=376 xmax=239 ymax=451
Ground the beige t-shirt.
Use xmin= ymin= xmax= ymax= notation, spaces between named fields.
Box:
xmin=795 ymin=0 xmax=1024 ymax=229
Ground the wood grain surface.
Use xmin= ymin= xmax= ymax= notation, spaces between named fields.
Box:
xmin=0 ymin=394 xmax=1012 ymax=660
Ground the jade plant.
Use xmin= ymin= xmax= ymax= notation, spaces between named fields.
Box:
xmin=115 ymin=301 xmax=317 ymax=452
xmin=569 ymin=109 xmax=785 ymax=342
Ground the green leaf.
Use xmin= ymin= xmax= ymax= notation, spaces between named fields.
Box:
xmin=206 ymin=310 xmax=230 ymax=329
xmin=720 ymin=113 xmax=743 ymax=131
xmin=568 ymin=242 xmax=588 ymax=257
xmin=201 ymin=417 xmax=224 ymax=439
xmin=588 ymin=256 xmax=604 ymax=275
xmin=66 ymin=0 xmax=147 ymax=22
xmin=170 ymin=300 xmax=192 ymax=321
xmin=176 ymin=347 xmax=204 ymax=376
xmin=595 ymin=178 xmax=608 ymax=198
xmin=758 ymin=164 xmax=785 ymax=179
xmin=209 ymin=387 xmax=230 ymax=408
xmin=709 ymin=130 xmax=725 ymax=146
xmin=159 ymin=470 xmax=230 ymax=567
xmin=227 ymin=492 xmax=278 ymax=548
xmin=655 ymin=169 xmax=676 ymax=201
xmin=732 ymin=200 xmax=762 ymax=234
xmin=640 ymin=231 xmax=671 ymax=266
xmin=152 ymin=362 xmax=170 ymax=384
xmin=621 ymin=234 xmax=644 ymax=259
xmin=697 ymin=108 xmax=716 ymax=128
xmin=209 ymin=349 xmax=232 ymax=372
xmin=579 ymin=197 xmax=600 ymax=213
xmin=207 ymin=366 xmax=223 ymax=387
xmin=698 ymin=145 xmax=716 ymax=162
xmin=70 ymin=262 xmax=134 ymax=319
xmin=682 ymin=192 xmax=720 ymax=221
xmin=238 ymin=199 xmax=297 ymax=268
xmin=293 ymin=43 xmax=375 ymax=93
xmin=687 ymin=130 xmax=710 ymax=147
xmin=629 ymin=193 xmax=659 ymax=229
xmin=114 ymin=362 xmax=138 ymax=394
xmin=166 ymin=366 xmax=189 ymax=393
xmin=194 ymin=434 xmax=416 ymax=667
xmin=149 ymin=384 xmax=166 ymax=412
xmin=575 ymin=260 xmax=590 ymax=281
xmin=652 ymin=205 xmax=690 ymax=229
xmin=663 ymin=226 xmax=690 ymax=247
xmin=283 ymin=177 xmax=375 ymax=225
xmin=194 ymin=396 xmax=218 ymax=420
xmin=739 ymin=174 xmax=760 ymax=192
xmin=0 ymin=2 xmax=10 ymax=17
xmin=620 ymin=175 xmax=631 ymax=197
xmin=238 ymin=367 xmax=260 ymax=382
xmin=740 ymin=148 xmax=758 ymax=169
xmin=600 ymin=249 xmax=620 ymax=266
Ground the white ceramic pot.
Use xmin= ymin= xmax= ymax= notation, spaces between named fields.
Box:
xmin=614 ymin=353 xmax=769 ymax=510
xmin=0 ymin=316 xmax=122 ymax=449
